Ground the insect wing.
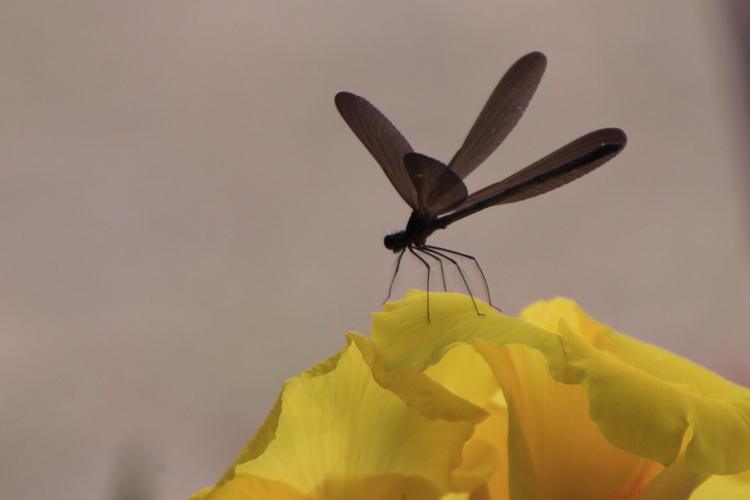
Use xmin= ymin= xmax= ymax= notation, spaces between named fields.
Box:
xmin=404 ymin=153 xmax=468 ymax=216
xmin=440 ymin=128 xmax=627 ymax=225
xmin=335 ymin=92 xmax=418 ymax=209
xmin=448 ymin=52 xmax=548 ymax=179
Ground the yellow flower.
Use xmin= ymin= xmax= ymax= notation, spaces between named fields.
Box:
xmin=192 ymin=292 xmax=750 ymax=499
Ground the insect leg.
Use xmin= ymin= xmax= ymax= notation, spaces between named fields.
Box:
xmin=408 ymin=246 xmax=432 ymax=322
xmin=385 ymin=249 xmax=407 ymax=304
xmin=416 ymin=246 xmax=448 ymax=292
xmin=425 ymin=245 xmax=497 ymax=312
xmin=423 ymin=246 xmax=483 ymax=317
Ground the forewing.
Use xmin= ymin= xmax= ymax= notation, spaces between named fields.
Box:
xmin=404 ymin=153 xmax=468 ymax=216
xmin=455 ymin=128 xmax=627 ymax=210
xmin=448 ymin=52 xmax=548 ymax=179
xmin=335 ymin=92 xmax=417 ymax=208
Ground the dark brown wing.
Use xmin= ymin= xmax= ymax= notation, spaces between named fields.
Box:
xmin=335 ymin=92 xmax=417 ymax=209
xmin=448 ymin=52 xmax=547 ymax=179
xmin=404 ymin=153 xmax=468 ymax=216
xmin=439 ymin=128 xmax=627 ymax=226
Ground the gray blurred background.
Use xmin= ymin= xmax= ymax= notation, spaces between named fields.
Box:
xmin=2 ymin=2 xmax=750 ymax=499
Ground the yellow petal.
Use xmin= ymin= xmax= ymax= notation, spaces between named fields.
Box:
xmin=450 ymin=438 xmax=501 ymax=494
xmin=521 ymin=299 xmax=750 ymax=400
xmin=629 ymin=454 xmax=701 ymax=500
xmin=188 ymin=487 xmax=215 ymax=500
xmin=422 ymin=344 xmax=505 ymax=494
xmin=371 ymin=291 xmax=565 ymax=376
xmin=209 ymin=337 xmax=477 ymax=499
xmin=207 ymin=474 xmax=305 ymax=500
xmin=690 ymin=469 xmax=750 ymax=499
xmin=372 ymin=292 xmax=750 ymax=478
xmin=476 ymin=341 xmax=653 ymax=500
xmin=469 ymin=404 xmax=510 ymax=500
xmin=351 ymin=335 xmax=500 ymax=493
xmin=198 ymin=291 xmax=750 ymax=499
xmin=424 ymin=344 xmax=501 ymax=411
xmin=546 ymin=304 xmax=750 ymax=475
xmin=210 ymin=473 xmax=450 ymax=500
xmin=351 ymin=333 xmax=489 ymax=425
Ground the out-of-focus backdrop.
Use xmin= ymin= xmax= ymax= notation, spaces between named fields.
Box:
xmin=2 ymin=2 xmax=750 ymax=499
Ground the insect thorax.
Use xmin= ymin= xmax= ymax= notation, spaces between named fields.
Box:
xmin=384 ymin=211 xmax=441 ymax=252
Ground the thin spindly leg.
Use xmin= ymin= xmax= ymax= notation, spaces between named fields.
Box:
xmin=385 ymin=249 xmax=407 ymax=304
xmin=426 ymin=245 xmax=495 ymax=311
xmin=408 ymin=246 xmax=432 ymax=322
xmin=423 ymin=246 xmax=483 ymax=317
xmin=416 ymin=246 xmax=447 ymax=292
